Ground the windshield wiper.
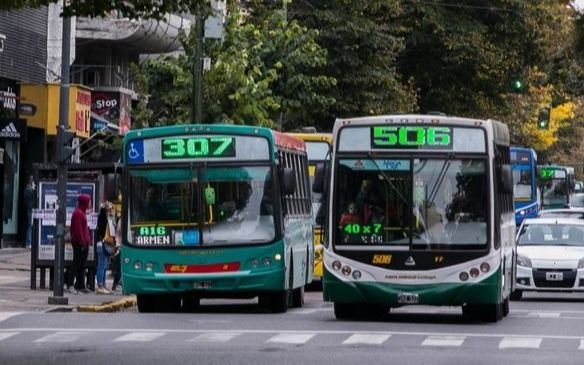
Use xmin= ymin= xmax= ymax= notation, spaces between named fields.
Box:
xmin=427 ymin=157 xmax=453 ymax=207
xmin=366 ymin=152 xmax=408 ymax=205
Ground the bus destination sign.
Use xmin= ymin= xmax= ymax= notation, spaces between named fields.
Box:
xmin=371 ymin=126 xmax=452 ymax=149
xmin=161 ymin=136 xmax=236 ymax=159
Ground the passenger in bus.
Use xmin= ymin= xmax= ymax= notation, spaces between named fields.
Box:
xmin=355 ymin=179 xmax=374 ymax=211
xmin=339 ymin=203 xmax=362 ymax=226
xmin=143 ymin=186 xmax=165 ymax=221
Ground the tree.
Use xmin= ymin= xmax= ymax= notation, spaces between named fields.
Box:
xmin=289 ymin=0 xmax=418 ymax=129
xmin=133 ymin=7 xmax=336 ymax=129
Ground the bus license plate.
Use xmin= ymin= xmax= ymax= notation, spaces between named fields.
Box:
xmin=545 ymin=272 xmax=563 ymax=281
xmin=398 ymin=293 xmax=419 ymax=304
xmin=193 ymin=281 xmax=213 ymax=289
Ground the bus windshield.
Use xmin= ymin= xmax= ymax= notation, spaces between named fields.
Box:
xmin=541 ymin=178 xmax=568 ymax=207
xmin=128 ymin=165 xmax=276 ymax=246
xmin=512 ymin=166 xmax=532 ymax=201
xmin=334 ymin=158 xmax=488 ymax=248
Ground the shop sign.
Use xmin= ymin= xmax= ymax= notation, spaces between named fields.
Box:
xmin=74 ymin=89 xmax=91 ymax=138
xmin=0 ymin=118 xmax=25 ymax=140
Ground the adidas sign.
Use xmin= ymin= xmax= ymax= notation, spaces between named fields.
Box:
xmin=0 ymin=122 xmax=21 ymax=138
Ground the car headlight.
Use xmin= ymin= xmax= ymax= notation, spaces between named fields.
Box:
xmin=578 ymin=258 xmax=584 ymax=269
xmin=517 ymin=255 xmax=532 ymax=268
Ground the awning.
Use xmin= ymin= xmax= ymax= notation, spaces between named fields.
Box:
xmin=90 ymin=112 xmax=120 ymax=134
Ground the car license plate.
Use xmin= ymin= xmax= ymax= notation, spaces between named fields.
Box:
xmin=545 ymin=272 xmax=563 ymax=281
xmin=193 ymin=281 xmax=213 ymax=289
xmin=398 ymin=293 xmax=419 ymax=304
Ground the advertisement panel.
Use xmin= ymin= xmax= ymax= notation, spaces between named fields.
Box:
xmin=35 ymin=181 xmax=97 ymax=263
xmin=74 ymin=88 xmax=91 ymax=138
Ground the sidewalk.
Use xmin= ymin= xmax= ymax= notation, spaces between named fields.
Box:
xmin=0 ymin=248 xmax=136 ymax=313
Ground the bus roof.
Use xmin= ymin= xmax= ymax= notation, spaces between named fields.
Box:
xmin=287 ymin=132 xmax=332 ymax=143
xmin=332 ymin=114 xmax=510 ymax=147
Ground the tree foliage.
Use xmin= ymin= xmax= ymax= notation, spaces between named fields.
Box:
xmin=133 ymin=8 xmax=335 ymax=129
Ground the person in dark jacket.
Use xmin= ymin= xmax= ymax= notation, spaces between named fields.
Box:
xmin=66 ymin=194 xmax=92 ymax=294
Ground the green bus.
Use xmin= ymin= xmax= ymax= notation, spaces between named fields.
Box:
xmin=121 ymin=124 xmax=313 ymax=313
xmin=315 ymin=115 xmax=516 ymax=322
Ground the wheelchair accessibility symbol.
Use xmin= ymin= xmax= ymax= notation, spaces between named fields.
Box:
xmin=127 ymin=141 xmax=144 ymax=163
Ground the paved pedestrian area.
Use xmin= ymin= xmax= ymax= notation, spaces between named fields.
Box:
xmin=0 ymin=248 xmax=135 ymax=312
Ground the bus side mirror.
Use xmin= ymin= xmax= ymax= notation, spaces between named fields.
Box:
xmin=502 ymin=164 xmax=513 ymax=194
xmin=313 ymin=164 xmax=325 ymax=193
xmin=282 ymin=167 xmax=296 ymax=195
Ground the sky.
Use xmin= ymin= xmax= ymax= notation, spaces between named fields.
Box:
xmin=574 ymin=0 xmax=584 ymax=11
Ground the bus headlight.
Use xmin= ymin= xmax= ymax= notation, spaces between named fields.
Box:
xmin=469 ymin=268 xmax=480 ymax=278
xmin=352 ymin=270 xmax=362 ymax=280
xmin=262 ymin=257 xmax=272 ymax=266
xmin=341 ymin=266 xmax=352 ymax=276
xmin=133 ymin=260 xmax=143 ymax=270
xmin=332 ymin=260 xmax=342 ymax=271
xmin=459 ymin=272 xmax=469 ymax=281
xmin=144 ymin=262 xmax=154 ymax=272
xmin=250 ymin=259 xmax=260 ymax=268
xmin=517 ymin=255 xmax=532 ymax=268
xmin=480 ymin=262 xmax=491 ymax=273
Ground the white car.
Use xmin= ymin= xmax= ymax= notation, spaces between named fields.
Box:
xmin=513 ymin=217 xmax=584 ymax=300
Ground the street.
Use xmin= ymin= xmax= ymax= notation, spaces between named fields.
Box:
xmin=1 ymin=291 xmax=583 ymax=365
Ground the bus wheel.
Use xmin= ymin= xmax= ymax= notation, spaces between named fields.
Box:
xmin=502 ymin=297 xmax=510 ymax=317
xmin=292 ymin=286 xmax=305 ymax=308
xmin=334 ymin=303 xmax=360 ymax=320
xmin=181 ymin=293 xmax=201 ymax=312
xmin=161 ymin=294 xmax=182 ymax=313
xmin=361 ymin=304 xmax=390 ymax=320
xmin=137 ymin=294 xmax=158 ymax=313
xmin=465 ymin=303 xmax=502 ymax=323
xmin=510 ymin=290 xmax=522 ymax=301
xmin=259 ymin=291 xmax=289 ymax=313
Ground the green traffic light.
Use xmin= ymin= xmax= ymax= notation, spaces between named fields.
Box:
xmin=513 ymin=80 xmax=523 ymax=90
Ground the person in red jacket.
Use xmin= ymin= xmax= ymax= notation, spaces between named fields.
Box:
xmin=66 ymin=194 xmax=92 ymax=294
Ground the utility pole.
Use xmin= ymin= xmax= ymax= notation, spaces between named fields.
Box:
xmin=48 ymin=15 xmax=73 ymax=305
xmin=192 ymin=14 xmax=205 ymax=123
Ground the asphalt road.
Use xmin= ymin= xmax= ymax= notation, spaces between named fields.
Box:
xmin=1 ymin=291 xmax=583 ymax=365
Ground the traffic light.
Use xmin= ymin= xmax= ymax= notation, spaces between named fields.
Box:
xmin=537 ymin=107 xmax=550 ymax=129
xmin=57 ymin=125 xmax=76 ymax=163
xmin=512 ymin=79 xmax=524 ymax=93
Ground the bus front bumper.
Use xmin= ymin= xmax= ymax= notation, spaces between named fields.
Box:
xmin=122 ymin=267 xmax=286 ymax=296
xmin=322 ymin=268 xmax=501 ymax=307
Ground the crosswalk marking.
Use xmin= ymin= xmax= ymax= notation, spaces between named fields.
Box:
xmin=115 ymin=332 xmax=166 ymax=342
xmin=526 ymin=312 xmax=561 ymax=319
xmin=422 ymin=335 xmax=465 ymax=347
xmin=34 ymin=332 xmax=85 ymax=343
xmin=267 ymin=333 xmax=315 ymax=344
xmin=0 ymin=332 xmax=19 ymax=342
xmin=579 ymin=339 xmax=584 ymax=350
xmin=189 ymin=332 xmax=241 ymax=343
xmin=343 ymin=334 xmax=390 ymax=345
xmin=0 ymin=312 xmax=21 ymax=323
xmin=499 ymin=337 xmax=542 ymax=349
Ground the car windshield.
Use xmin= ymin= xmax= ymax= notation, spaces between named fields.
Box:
xmin=334 ymin=157 xmax=488 ymax=249
xmin=539 ymin=210 xmax=584 ymax=219
xmin=518 ymin=223 xmax=584 ymax=246
xmin=128 ymin=166 xmax=275 ymax=246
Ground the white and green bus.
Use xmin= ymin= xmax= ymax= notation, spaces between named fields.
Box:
xmin=315 ymin=115 xmax=516 ymax=322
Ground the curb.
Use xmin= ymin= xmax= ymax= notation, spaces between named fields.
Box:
xmin=77 ymin=295 xmax=137 ymax=313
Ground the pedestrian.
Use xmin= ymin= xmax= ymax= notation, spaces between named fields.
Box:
xmin=110 ymin=215 xmax=122 ymax=292
xmin=23 ymin=176 xmax=35 ymax=249
xmin=66 ymin=194 xmax=92 ymax=294
xmin=95 ymin=201 xmax=117 ymax=294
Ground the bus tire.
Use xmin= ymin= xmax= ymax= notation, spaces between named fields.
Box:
xmin=137 ymin=294 xmax=158 ymax=313
xmin=334 ymin=303 xmax=359 ymax=320
xmin=463 ymin=303 xmax=502 ymax=322
xmin=361 ymin=304 xmax=390 ymax=320
xmin=502 ymin=297 xmax=510 ymax=317
xmin=292 ymin=285 xmax=304 ymax=308
xmin=181 ymin=293 xmax=201 ymax=312
xmin=510 ymin=290 xmax=522 ymax=301
xmin=263 ymin=291 xmax=289 ymax=313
